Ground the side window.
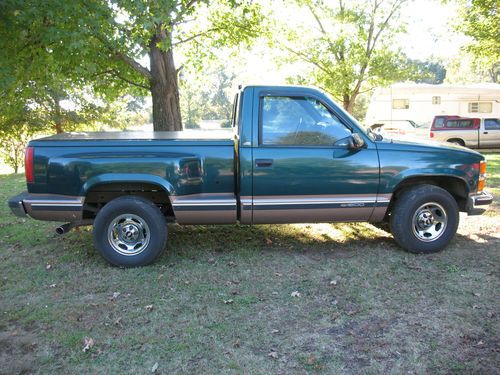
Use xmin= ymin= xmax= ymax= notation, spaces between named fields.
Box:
xmin=392 ymin=99 xmax=409 ymax=109
xmin=260 ymin=96 xmax=351 ymax=146
xmin=446 ymin=119 xmax=473 ymax=128
xmin=469 ymin=102 xmax=492 ymax=113
xmin=485 ymin=118 xmax=500 ymax=130
xmin=434 ymin=117 xmax=446 ymax=128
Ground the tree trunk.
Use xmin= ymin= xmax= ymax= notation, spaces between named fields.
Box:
xmin=342 ymin=92 xmax=358 ymax=114
xmin=149 ymin=30 xmax=183 ymax=131
xmin=54 ymin=95 xmax=63 ymax=134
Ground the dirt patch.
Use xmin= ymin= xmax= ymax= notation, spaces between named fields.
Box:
xmin=0 ymin=328 xmax=37 ymax=375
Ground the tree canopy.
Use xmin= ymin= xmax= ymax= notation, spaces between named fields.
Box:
xmin=456 ymin=0 xmax=499 ymax=82
xmin=0 ymin=0 xmax=263 ymax=131
xmin=272 ymin=0 xmax=415 ymax=113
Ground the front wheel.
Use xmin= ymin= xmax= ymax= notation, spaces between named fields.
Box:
xmin=93 ymin=196 xmax=167 ymax=267
xmin=390 ymin=185 xmax=459 ymax=253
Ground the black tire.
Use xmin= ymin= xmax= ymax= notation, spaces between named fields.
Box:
xmin=390 ymin=185 xmax=459 ymax=254
xmin=93 ymin=196 xmax=167 ymax=267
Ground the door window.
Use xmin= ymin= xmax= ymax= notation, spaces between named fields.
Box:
xmin=260 ymin=96 xmax=351 ymax=146
xmin=484 ymin=118 xmax=500 ymax=130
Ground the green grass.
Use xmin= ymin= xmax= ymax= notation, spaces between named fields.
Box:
xmin=0 ymin=155 xmax=499 ymax=374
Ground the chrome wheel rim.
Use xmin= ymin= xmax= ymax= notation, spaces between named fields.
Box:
xmin=412 ymin=202 xmax=448 ymax=242
xmin=107 ymin=214 xmax=150 ymax=256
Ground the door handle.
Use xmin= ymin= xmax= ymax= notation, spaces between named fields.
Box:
xmin=483 ymin=131 xmax=488 ymax=134
xmin=255 ymin=159 xmax=273 ymax=167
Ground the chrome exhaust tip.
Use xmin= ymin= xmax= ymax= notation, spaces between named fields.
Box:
xmin=55 ymin=223 xmax=71 ymax=235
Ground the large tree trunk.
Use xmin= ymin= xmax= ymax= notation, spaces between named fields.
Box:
xmin=53 ymin=93 xmax=63 ymax=134
xmin=343 ymin=93 xmax=356 ymax=114
xmin=149 ymin=29 xmax=182 ymax=131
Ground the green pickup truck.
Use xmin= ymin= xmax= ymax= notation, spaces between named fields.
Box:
xmin=8 ymin=86 xmax=493 ymax=267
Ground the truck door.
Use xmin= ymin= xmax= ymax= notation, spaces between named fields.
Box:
xmin=480 ymin=118 xmax=500 ymax=148
xmin=250 ymin=90 xmax=382 ymax=224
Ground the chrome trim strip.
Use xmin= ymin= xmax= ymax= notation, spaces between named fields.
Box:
xmin=21 ymin=195 xmax=85 ymax=222
xmin=170 ymin=193 xmax=237 ymax=224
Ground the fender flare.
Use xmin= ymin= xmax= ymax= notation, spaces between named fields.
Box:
xmin=80 ymin=173 xmax=176 ymax=196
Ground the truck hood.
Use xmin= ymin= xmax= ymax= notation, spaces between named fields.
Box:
xmin=375 ymin=137 xmax=483 ymax=157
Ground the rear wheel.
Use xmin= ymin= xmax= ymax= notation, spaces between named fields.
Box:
xmin=93 ymin=196 xmax=167 ymax=267
xmin=390 ymin=185 xmax=459 ymax=253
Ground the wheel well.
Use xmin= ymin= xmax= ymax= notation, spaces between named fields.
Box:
xmin=83 ymin=182 xmax=174 ymax=219
xmin=446 ymin=138 xmax=465 ymax=146
xmin=385 ymin=176 xmax=469 ymax=219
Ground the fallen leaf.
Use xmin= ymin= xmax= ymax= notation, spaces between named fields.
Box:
xmin=82 ymin=337 xmax=94 ymax=352
xmin=48 ymin=283 xmax=57 ymax=288
xmin=271 ymin=329 xmax=279 ymax=334
xmin=275 ymin=272 xmax=282 ymax=277
xmin=223 ymin=299 xmax=234 ymax=304
xmin=271 ymin=291 xmax=278 ymax=295
xmin=476 ymin=340 xmax=484 ymax=346
xmin=145 ymin=304 xmax=154 ymax=311
xmin=266 ymin=238 xmax=273 ymax=245
xmin=473 ymin=292 xmax=481 ymax=297
xmin=268 ymin=350 xmax=278 ymax=359
xmin=151 ymin=362 xmax=159 ymax=373
xmin=291 ymin=291 xmax=301 ymax=298
xmin=111 ymin=292 xmax=120 ymax=300
xmin=233 ymin=339 xmax=240 ymax=348
xmin=330 ymin=280 xmax=337 ymax=286
xmin=307 ymin=354 xmax=317 ymax=365
xmin=114 ymin=317 xmax=122 ymax=325
xmin=228 ymin=261 xmax=236 ymax=267
xmin=184 ymin=281 xmax=190 ymax=285
xmin=472 ymin=304 xmax=480 ymax=309
xmin=45 ymin=264 xmax=52 ymax=270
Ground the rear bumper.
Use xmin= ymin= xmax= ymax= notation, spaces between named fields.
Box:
xmin=8 ymin=192 xmax=84 ymax=222
xmin=466 ymin=191 xmax=493 ymax=216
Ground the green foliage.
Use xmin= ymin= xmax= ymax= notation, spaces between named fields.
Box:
xmin=274 ymin=0 xmax=415 ymax=113
xmin=0 ymin=0 xmax=263 ymax=132
xmin=456 ymin=0 xmax=499 ymax=82
xmin=180 ymin=64 xmax=236 ymax=128
xmin=408 ymin=59 xmax=447 ymax=84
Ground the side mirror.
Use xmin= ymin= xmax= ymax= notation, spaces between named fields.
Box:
xmin=350 ymin=133 xmax=366 ymax=149
xmin=335 ymin=134 xmax=365 ymax=149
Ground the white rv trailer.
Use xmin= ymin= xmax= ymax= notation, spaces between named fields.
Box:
xmin=365 ymin=83 xmax=500 ymax=127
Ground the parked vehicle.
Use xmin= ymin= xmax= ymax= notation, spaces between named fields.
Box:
xmin=430 ymin=115 xmax=500 ymax=148
xmin=370 ymin=119 xmax=429 ymax=140
xmin=9 ymin=86 xmax=493 ymax=267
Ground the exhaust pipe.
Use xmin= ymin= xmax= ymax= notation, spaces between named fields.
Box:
xmin=56 ymin=223 xmax=71 ymax=235
xmin=55 ymin=219 xmax=94 ymax=235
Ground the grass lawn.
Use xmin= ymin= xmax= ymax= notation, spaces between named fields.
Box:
xmin=0 ymin=154 xmax=498 ymax=374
